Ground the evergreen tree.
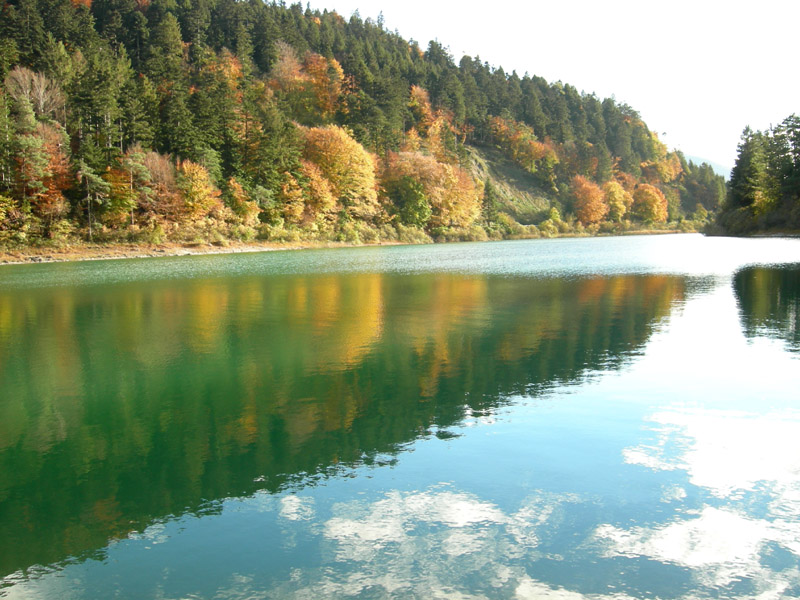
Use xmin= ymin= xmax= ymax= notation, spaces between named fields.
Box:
xmin=12 ymin=100 xmax=49 ymax=215
xmin=76 ymin=159 xmax=111 ymax=240
xmin=0 ymin=90 xmax=12 ymax=191
xmin=728 ymin=127 xmax=769 ymax=210
xmin=146 ymin=13 xmax=185 ymax=84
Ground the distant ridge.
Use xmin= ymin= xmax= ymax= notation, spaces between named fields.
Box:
xmin=683 ymin=155 xmax=731 ymax=180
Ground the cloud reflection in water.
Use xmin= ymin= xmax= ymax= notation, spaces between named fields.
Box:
xmin=606 ymin=407 xmax=800 ymax=595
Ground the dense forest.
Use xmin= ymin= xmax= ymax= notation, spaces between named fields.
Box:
xmin=716 ymin=115 xmax=800 ymax=234
xmin=0 ymin=0 xmax=726 ymax=247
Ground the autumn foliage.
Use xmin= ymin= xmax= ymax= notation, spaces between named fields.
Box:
xmin=572 ymin=176 xmax=608 ymax=225
xmin=0 ymin=4 xmax=727 ymax=247
xmin=489 ymin=116 xmax=550 ymax=171
xmin=177 ymin=161 xmax=223 ymax=221
xmin=301 ymin=125 xmax=379 ymax=221
xmin=603 ymin=181 xmax=633 ymax=222
xmin=382 ymin=151 xmax=481 ymax=230
xmin=633 ymin=184 xmax=668 ymax=223
xmin=270 ymin=43 xmax=348 ymax=124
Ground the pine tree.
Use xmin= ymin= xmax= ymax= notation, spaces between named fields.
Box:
xmin=0 ymin=90 xmax=12 ymax=191
xmin=728 ymin=127 xmax=769 ymax=210
xmin=76 ymin=159 xmax=111 ymax=240
xmin=146 ymin=13 xmax=185 ymax=84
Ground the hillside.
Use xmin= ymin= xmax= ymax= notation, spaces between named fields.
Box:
xmin=466 ymin=145 xmax=550 ymax=225
xmin=0 ymin=0 xmax=727 ymax=247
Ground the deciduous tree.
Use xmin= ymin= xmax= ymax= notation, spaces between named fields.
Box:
xmin=603 ymin=180 xmax=632 ymax=222
xmin=572 ymin=175 xmax=608 ymax=225
xmin=177 ymin=160 xmax=222 ymax=221
xmin=302 ymin=125 xmax=379 ymax=221
xmin=632 ymin=183 xmax=668 ymax=223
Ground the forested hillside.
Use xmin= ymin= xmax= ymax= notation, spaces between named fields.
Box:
xmin=716 ymin=116 xmax=800 ymax=234
xmin=0 ymin=0 xmax=726 ymax=246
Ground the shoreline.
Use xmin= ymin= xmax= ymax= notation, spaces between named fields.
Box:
xmin=0 ymin=230 xmax=695 ymax=267
xmin=0 ymin=240 xmax=362 ymax=266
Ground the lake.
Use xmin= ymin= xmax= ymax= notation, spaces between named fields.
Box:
xmin=1 ymin=233 xmax=800 ymax=599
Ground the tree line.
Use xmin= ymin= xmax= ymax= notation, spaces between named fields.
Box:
xmin=716 ymin=115 xmax=800 ymax=234
xmin=0 ymin=0 xmax=726 ymax=246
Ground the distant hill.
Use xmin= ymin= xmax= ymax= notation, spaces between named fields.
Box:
xmin=683 ymin=155 xmax=731 ymax=180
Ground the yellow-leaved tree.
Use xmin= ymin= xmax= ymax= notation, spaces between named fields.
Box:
xmin=226 ymin=177 xmax=261 ymax=228
xmin=602 ymin=180 xmax=633 ymax=223
xmin=632 ymin=184 xmax=668 ymax=223
xmin=299 ymin=160 xmax=337 ymax=228
xmin=177 ymin=161 xmax=223 ymax=221
xmin=301 ymin=125 xmax=379 ymax=221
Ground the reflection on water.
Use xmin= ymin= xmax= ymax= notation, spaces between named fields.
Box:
xmin=735 ymin=264 xmax=800 ymax=351
xmin=1 ymin=235 xmax=800 ymax=599
xmin=615 ymin=407 xmax=800 ymax=597
xmin=0 ymin=271 xmax=681 ymax=580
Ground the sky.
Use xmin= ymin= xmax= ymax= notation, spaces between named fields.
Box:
xmin=318 ymin=0 xmax=799 ymax=173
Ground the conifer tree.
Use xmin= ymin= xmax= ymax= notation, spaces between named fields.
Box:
xmin=728 ymin=127 xmax=769 ymax=210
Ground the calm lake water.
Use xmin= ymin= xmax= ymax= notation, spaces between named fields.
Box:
xmin=1 ymin=233 xmax=800 ymax=599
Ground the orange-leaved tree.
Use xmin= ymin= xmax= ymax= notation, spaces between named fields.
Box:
xmin=489 ymin=115 xmax=549 ymax=172
xmin=303 ymin=53 xmax=347 ymax=121
xmin=572 ymin=175 xmax=608 ymax=225
xmin=34 ymin=122 xmax=71 ymax=229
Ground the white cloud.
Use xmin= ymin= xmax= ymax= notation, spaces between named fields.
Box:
xmin=277 ymin=487 xmax=583 ymax=597
xmin=515 ymin=577 xmax=636 ymax=600
xmin=606 ymin=407 xmax=800 ymax=593
xmin=278 ymin=495 xmax=316 ymax=522
xmin=624 ymin=408 xmax=800 ymax=499
xmin=595 ymin=506 xmax=800 ymax=595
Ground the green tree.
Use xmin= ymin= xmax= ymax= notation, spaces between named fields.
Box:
xmin=728 ymin=127 xmax=770 ymax=211
xmin=119 ymin=75 xmax=156 ymax=150
xmin=0 ymin=39 xmax=20 ymax=81
xmin=13 ymin=133 xmax=48 ymax=214
xmin=146 ymin=14 xmax=185 ymax=84
xmin=386 ymin=174 xmax=431 ymax=228
xmin=0 ymin=90 xmax=12 ymax=191
xmin=76 ymin=159 xmax=111 ymax=240
xmin=10 ymin=0 xmax=47 ymax=68
xmin=482 ymin=178 xmax=500 ymax=223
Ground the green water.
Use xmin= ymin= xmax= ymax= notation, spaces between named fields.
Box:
xmin=1 ymin=234 xmax=800 ymax=599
